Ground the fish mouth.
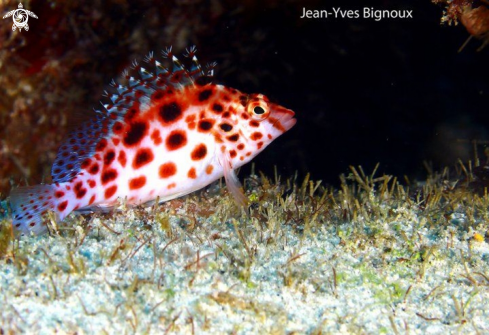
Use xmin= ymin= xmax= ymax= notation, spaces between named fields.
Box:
xmin=271 ymin=106 xmax=296 ymax=132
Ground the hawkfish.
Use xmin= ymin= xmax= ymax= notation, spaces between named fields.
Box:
xmin=10 ymin=46 xmax=296 ymax=235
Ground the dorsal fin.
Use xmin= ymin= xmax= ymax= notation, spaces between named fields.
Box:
xmin=51 ymin=46 xmax=215 ymax=183
xmin=52 ymin=110 xmax=119 ymax=182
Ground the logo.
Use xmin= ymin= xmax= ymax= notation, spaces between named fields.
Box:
xmin=3 ymin=3 xmax=38 ymax=32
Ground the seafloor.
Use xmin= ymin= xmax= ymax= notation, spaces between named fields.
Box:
xmin=2 ymin=0 xmax=489 ymax=333
xmin=1 ymin=168 xmax=489 ymax=334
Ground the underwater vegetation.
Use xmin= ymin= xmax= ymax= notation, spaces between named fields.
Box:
xmin=1 ymin=164 xmax=489 ymax=333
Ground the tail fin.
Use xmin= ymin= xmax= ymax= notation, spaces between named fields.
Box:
xmin=10 ymin=184 xmax=57 ymax=235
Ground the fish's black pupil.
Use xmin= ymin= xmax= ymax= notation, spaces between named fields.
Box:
xmin=253 ymin=106 xmax=265 ymax=115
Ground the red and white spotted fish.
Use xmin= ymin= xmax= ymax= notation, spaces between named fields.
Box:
xmin=10 ymin=46 xmax=296 ymax=235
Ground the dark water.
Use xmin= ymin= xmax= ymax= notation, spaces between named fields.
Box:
xmin=205 ymin=0 xmax=489 ymax=185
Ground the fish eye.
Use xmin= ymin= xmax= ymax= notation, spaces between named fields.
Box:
xmin=253 ymin=106 xmax=265 ymax=115
xmin=247 ymin=100 xmax=270 ymax=120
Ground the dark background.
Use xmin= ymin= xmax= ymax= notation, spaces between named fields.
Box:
xmin=210 ymin=0 xmax=489 ymax=185
xmin=2 ymin=0 xmax=489 ymax=192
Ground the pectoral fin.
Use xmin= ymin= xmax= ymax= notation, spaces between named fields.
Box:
xmin=220 ymin=154 xmax=248 ymax=207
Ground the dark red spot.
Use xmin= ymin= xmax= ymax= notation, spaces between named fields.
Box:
xmin=159 ymin=162 xmax=177 ymax=178
xmin=53 ymin=168 xmax=61 ymax=174
xmin=187 ymin=167 xmax=197 ymax=179
xmin=88 ymin=180 xmax=96 ymax=188
xmin=237 ymin=143 xmax=245 ymax=150
xmin=81 ymin=159 xmax=91 ymax=169
xmin=104 ymin=150 xmax=116 ymax=165
xmin=171 ymin=72 xmax=183 ymax=83
xmin=159 ymin=102 xmax=183 ymax=124
xmin=229 ymin=150 xmax=237 ymax=158
xmin=198 ymin=120 xmax=214 ymax=132
xmin=250 ymin=132 xmax=263 ymax=141
xmin=89 ymin=164 xmax=99 ymax=175
xmin=239 ymin=95 xmax=247 ymax=107
xmin=198 ymin=89 xmax=212 ymax=102
xmin=222 ymin=112 xmax=230 ymax=118
xmin=133 ymin=148 xmax=154 ymax=169
xmin=89 ymin=195 xmax=96 ymax=205
xmin=212 ymin=103 xmax=223 ymax=113
xmin=124 ymin=122 xmax=147 ymax=147
xmin=118 ymin=151 xmax=127 ymax=167
xmin=191 ymin=144 xmax=207 ymax=161
xmin=249 ymin=120 xmax=259 ymax=128
xmin=219 ymin=123 xmax=233 ymax=132
xmin=166 ymin=130 xmax=187 ymax=151
xmin=29 ymin=222 xmax=35 ymax=227
xmin=129 ymin=176 xmax=146 ymax=190
xmin=257 ymin=142 xmax=264 ymax=149
xmin=101 ymin=169 xmax=118 ymax=184
xmin=152 ymin=90 xmax=164 ymax=100
xmin=105 ymin=185 xmax=117 ymax=199
xmin=74 ymin=181 xmax=87 ymax=199
xmin=113 ymin=121 xmax=124 ymax=133
xmin=151 ymin=129 xmax=162 ymax=145
xmin=227 ymin=134 xmax=239 ymax=142
xmin=58 ymin=200 xmax=68 ymax=212
xmin=125 ymin=107 xmax=138 ymax=121
xmin=55 ymin=191 xmax=65 ymax=198
xmin=96 ymin=139 xmax=108 ymax=151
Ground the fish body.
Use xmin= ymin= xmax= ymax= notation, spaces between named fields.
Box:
xmin=10 ymin=47 xmax=296 ymax=235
